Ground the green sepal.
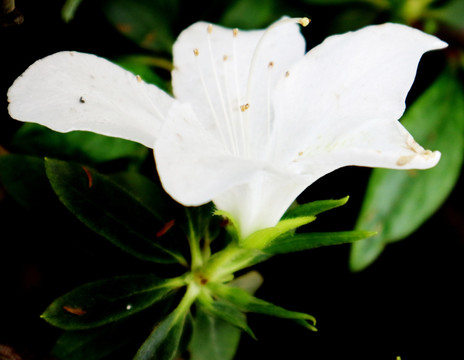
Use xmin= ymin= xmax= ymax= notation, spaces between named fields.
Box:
xmin=41 ymin=274 xmax=183 ymax=330
xmin=208 ymin=282 xmax=317 ymax=332
xmin=44 ymin=158 xmax=187 ymax=265
xmin=197 ymin=294 xmax=256 ymax=340
xmin=264 ymin=231 xmax=376 ymax=255
xmin=214 ymin=209 xmax=241 ymax=244
xmin=282 ymin=197 xmax=349 ymax=220
xmin=241 ymin=215 xmax=316 ymax=249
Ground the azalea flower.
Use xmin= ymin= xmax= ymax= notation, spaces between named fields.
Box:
xmin=8 ymin=18 xmax=446 ymax=239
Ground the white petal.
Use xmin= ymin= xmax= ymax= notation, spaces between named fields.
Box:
xmin=8 ymin=51 xmax=174 ymax=148
xmin=290 ymin=119 xmax=441 ymax=180
xmin=155 ymin=102 xmax=266 ymax=206
xmin=272 ymin=23 xmax=447 ymax=165
xmin=171 ymin=19 xmax=305 ymax=156
xmin=214 ymin=172 xmax=308 ymax=238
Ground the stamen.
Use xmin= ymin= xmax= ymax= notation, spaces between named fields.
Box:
xmin=206 ymin=24 xmax=238 ymax=155
xmin=232 ymin=28 xmax=248 ymax=156
xmin=223 ymin=55 xmax=228 ymax=61
xmin=193 ymin=48 xmax=199 ymax=56
xmin=136 ymin=75 xmax=142 ymax=83
xmin=268 ymin=61 xmax=274 ymax=68
xmin=193 ymin=49 xmax=228 ymax=150
xmin=285 ymin=71 xmax=290 ymax=77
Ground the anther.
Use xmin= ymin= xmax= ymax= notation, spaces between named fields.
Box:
xmin=268 ymin=61 xmax=274 ymax=68
xmin=299 ymin=17 xmax=311 ymax=27
xmin=233 ymin=28 xmax=238 ymax=37
xmin=240 ymin=104 xmax=250 ymax=112
xmin=193 ymin=48 xmax=199 ymax=56
xmin=223 ymin=55 xmax=228 ymax=61
xmin=207 ymin=24 xmax=213 ymax=34
xmin=285 ymin=71 xmax=290 ymax=77
xmin=136 ymin=75 xmax=142 ymax=83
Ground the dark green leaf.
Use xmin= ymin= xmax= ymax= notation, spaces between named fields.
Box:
xmin=264 ymin=231 xmax=375 ymax=255
xmin=45 ymin=158 xmax=186 ymax=264
xmin=42 ymin=274 xmax=181 ymax=330
xmin=350 ymin=68 xmax=464 ymax=271
xmin=302 ymin=0 xmax=389 ymax=7
xmin=11 ymin=123 xmax=148 ymax=166
xmin=52 ymin=323 xmax=132 ymax=360
xmin=189 ymin=305 xmax=241 ymax=360
xmin=103 ymin=0 xmax=177 ymax=52
xmin=0 ymin=154 xmax=56 ymax=209
xmin=134 ymin=308 xmax=189 ymax=360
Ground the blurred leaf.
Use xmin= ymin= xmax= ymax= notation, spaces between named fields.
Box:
xmin=134 ymin=308 xmax=189 ymax=360
xmin=114 ymin=55 xmax=172 ymax=92
xmin=0 ymin=154 xmax=56 ymax=209
xmin=42 ymin=274 xmax=181 ymax=330
xmin=190 ymin=305 xmax=241 ymax=360
xmin=11 ymin=123 xmax=148 ymax=166
xmin=103 ymin=0 xmax=178 ymax=52
xmin=52 ymin=323 xmax=132 ymax=360
xmin=303 ymin=0 xmax=390 ymax=7
xmin=208 ymin=282 xmax=317 ymax=331
xmin=426 ymin=0 xmax=464 ymax=29
xmin=264 ymin=231 xmax=375 ymax=255
xmin=220 ymin=0 xmax=279 ymax=29
xmin=62 ymin=0 xmax=83 ymax=22
xmin=45 ymin=158 xmax=187 ymax=265
xmin=350 ymin=68 xmax=464 ymax=271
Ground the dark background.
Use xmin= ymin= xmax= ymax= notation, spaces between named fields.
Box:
xmin=1 ymin=1 xmax=463 ymax=359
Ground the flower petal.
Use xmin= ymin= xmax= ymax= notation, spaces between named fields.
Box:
xmin=171 ymin=19 xmax=305 ymax=156
xmin=155 ymin=102 xmax=265 ymax=206
xmin=272 ymin=23 xmax=447 ymax=165
xmin=8 ymin=51 xmax=173 ymax=148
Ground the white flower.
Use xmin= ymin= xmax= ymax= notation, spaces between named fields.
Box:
xmin=7 ymin=18 xmax=447 ymax=239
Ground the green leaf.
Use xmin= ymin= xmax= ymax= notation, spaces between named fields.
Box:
xmin=265 ymin=231 xmax=376 ymax=255
xmin=0 ymin=154 xmax=56 ymax=209
xmin=189 ymin=305 xmax=242 ymax=360
xmin=42 ymin=274 xmax=182 ymax=330
xmin=133 ymin=308 xmax=189 ymax=360
xmin=44 ymin=158 xmax=186 ymax=264
xmin=62 ymin=0 xmax=83 ymax=22
xmin=426 ymin=0 xmax=464 ymax=29
xmin=103 ymin=0 xmax=177 ymax=53
xmin=11 ymin=123 xmax=148 ymax=166
xmin=302 ymin=0 xmax=390 ymax=7
xmin=220 ymin=0 xmax=279 ymax=29
xmin=350 ymin=68 xmax=464 ymax=271
xmin=197 ymin=297 xmax=256 ymax=340
xmin=208 ymin=282 xmax=317 ymax=331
